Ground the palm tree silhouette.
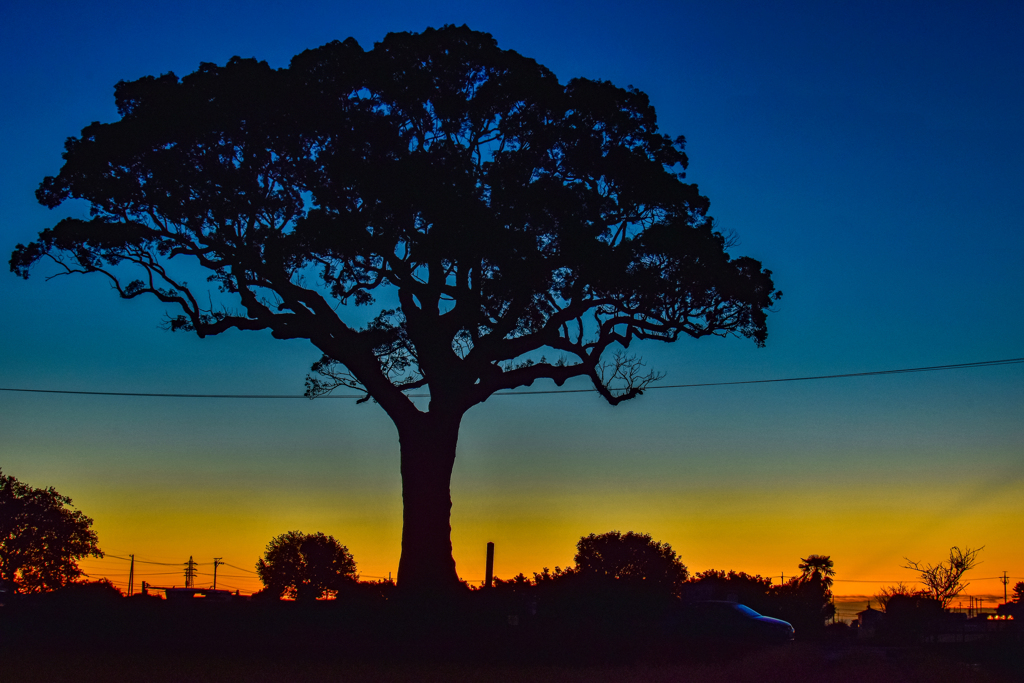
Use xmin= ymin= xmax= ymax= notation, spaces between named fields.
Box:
xmin=798 ymin=555 xmax=835 ymax=590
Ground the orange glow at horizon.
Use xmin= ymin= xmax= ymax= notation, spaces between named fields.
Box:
xmin=71 ymin=474 xmax=1024 ymax=602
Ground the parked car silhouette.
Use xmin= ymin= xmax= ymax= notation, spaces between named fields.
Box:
xmin=671 ymin=601 xmax=795 ymax=644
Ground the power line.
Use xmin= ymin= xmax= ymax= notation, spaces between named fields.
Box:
xmin=821 ymin=577 xmax=1024 ymax=585
xmin=639 ymin=358 xmax=1024 ymax=392
xmin=89 ymin=573 xmax=217 ymax=578
xmin=194 ymin=573 xmax=256 ymax=580
xmin=102 ymin=554 xmax=223 ymax=567
xmin=1 ymin=357 xmax=1020 ymax=399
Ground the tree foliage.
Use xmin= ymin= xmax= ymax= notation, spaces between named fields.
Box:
xmin=0 ymin=469 xmax=103 ymax=594
xmin=256 ymin=530 xmax=357 ymax=601
xmin=1012 ymin=580 xmax=1024 ymax=603
xmin=773 ymin=571 xmax=836 ymax=632
xmin=875 ymin=582 xmax=927 ymax=611
xmin=572 ymin=531 xmax=688 ymax=594
xmin=686 ymin=569 xmax=776 ymax=614
xmin=902 ymin=545 xmax=983 ymax=608
xmin=11 ymin=25 xmax=778 ymax=409
xmin=798 ymin=554 xmax=835 ymax=591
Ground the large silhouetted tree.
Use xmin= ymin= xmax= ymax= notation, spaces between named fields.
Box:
xmin=11 ymin=26 xmax=779 ymax=593
xmin=0 ymin=469 xmax=103 ymax=593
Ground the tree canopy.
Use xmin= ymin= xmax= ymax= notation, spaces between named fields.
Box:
xmin=256 ymin=530 xmax=357 ymax=601
xmin=11 ymin=25 xmax=778 ymax=411
xmin=10 ymin=25 xmax=780 ymax=592
xmin=797 ymin=554 xmax=835 ymax=590
xmin=573 ymin=530 xmax=688 ymax=594
xmin=0 ymin=469 xmax=103 ymax=594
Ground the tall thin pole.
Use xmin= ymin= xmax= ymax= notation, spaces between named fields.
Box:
xmin=213 ymin=557 xmax=222 ymax=590
xmin=127 ymin=554 xmax=135 ymax=596
xmin=1001 ymin=571 xmax=1009 ymax=604
xmin=485 ymin=542 xmax=494 ymax=589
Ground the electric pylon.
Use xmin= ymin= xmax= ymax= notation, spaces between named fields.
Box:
xmin=184 ymin=556 xmax=197 ymax=588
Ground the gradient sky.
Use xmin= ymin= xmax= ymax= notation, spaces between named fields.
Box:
xmin=2 ymin=0 xmax=1022 ymax=600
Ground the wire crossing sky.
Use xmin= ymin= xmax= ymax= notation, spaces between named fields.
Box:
xmin=1 ymin=0 xmax=1022 ymax=597
xmin=1 ymin=357 xmax=1021 ymax=398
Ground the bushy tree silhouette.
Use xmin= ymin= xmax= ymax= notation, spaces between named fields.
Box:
xmin=11 ymin=25 xmax=779 ymax=593
xmin=874 ymin=582 xmax=927 ymax=611
xmin=773 ymin=571 xmax=835 ymax=634
xmin=573 ymin=531 xmax=688 ymax=594
xmin=0 ymin=469 xmax=103 ymax=594
xmin=687 ymin=569 xmax=775 ymax=611
xmin=256 ymin=530 xmax=357 ymax=601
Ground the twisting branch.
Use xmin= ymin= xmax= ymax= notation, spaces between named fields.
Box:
xmin=589 ymin=351 xmax=666 ymax=405
xmin=902 ymin=546 xmax=984 ymax=608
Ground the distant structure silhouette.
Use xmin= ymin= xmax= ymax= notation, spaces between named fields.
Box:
xmin=11 ymin=25 xmax=779 ymax=595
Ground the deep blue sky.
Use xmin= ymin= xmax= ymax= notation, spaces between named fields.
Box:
xmin=1 ymin=1 xmax=1022 ymax=593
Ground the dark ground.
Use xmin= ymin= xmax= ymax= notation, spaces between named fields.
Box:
xmin=1 ymin=595 xmax=1021 ymax=682
xmin=3 ymin=642 xmax=1019 ymax=683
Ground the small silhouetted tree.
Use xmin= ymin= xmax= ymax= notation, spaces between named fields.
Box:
xmin=798 ymin=554 xmax=835 ymax=591
xmin=11 ymin=25 xmax=779 ymax=593
xmin=573 ymin=531 xmax=688 ymax=595
xmin=533 ymin=565 xmax=576 ymax=583
xmin=1013 ymin=581 xmax=1024 ymax=603
xmin=0 ymin=469 xmax=103 ymax=594
xmin=686 ymin=569 xmax=775 ymax=613
xmin=903 ymin=545 xmax=983 ymax=608
xmin=875 ymin=582 xmax=927 ymax=611
xmin=772 ymin=573 xmax=835 ymax=635
xmin=256 ymin=531 xmax=357 ymax=601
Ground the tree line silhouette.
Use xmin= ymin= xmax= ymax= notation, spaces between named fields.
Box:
xmin=3 ymin=468 xmax=1018 ymax=676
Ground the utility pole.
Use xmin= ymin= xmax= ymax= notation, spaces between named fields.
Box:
xmin=213 ymin=558 xmax=223 ymax=590
xmin=484 ymin=542 xmax=494 ymax=589
xmin=1001 ymin=571 xmax=1009 ymax=604
xmin=127 ymin=554 xmax=135 ymax=596
xmin=184 ymin=556 xmax=197 ymax=589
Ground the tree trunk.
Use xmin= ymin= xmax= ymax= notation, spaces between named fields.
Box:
xmin=395 ymin=412 xmax=463 ymax=594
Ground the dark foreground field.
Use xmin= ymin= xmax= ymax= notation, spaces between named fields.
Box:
xmin=2 ymin=596 xmax=1021 ymax=682
xmin=3 ymin=643 xmax=1019 ymax=683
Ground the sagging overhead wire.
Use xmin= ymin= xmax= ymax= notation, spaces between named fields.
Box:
xmin=1 ymin=357 xmax=1021 ymax=400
